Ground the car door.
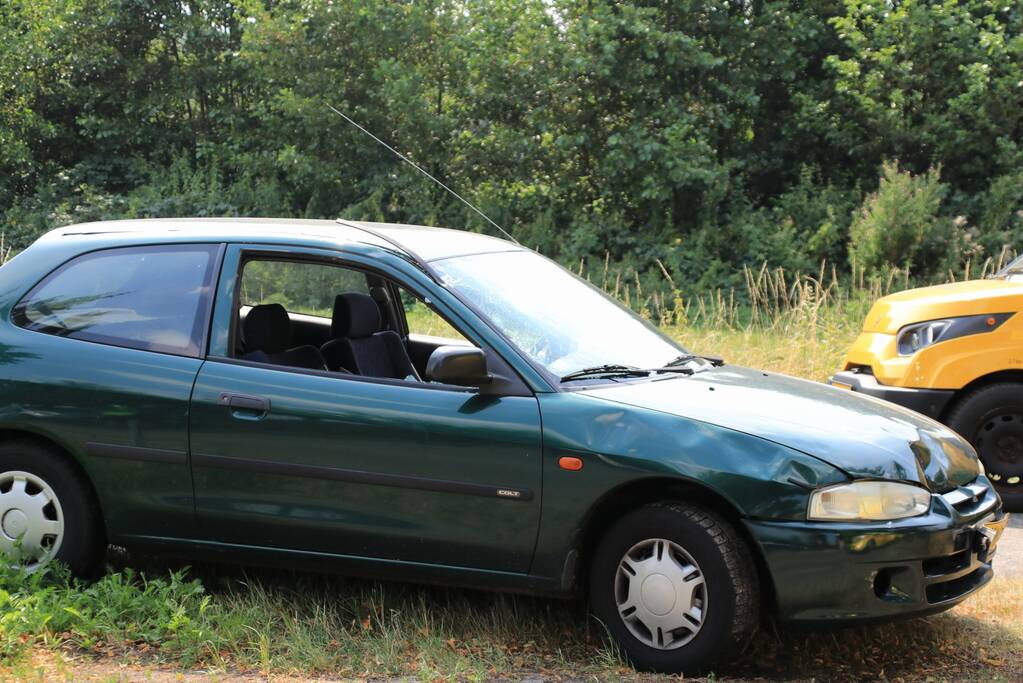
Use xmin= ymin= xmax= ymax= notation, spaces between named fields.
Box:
xmin=187 ymin=245 xmax=543 ymax=572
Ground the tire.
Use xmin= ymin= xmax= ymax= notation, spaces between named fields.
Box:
xmin=588 ymin=502 xmax=759 ymax=675
xmin=946 ymin=383 xmax=1023 ymax=512
xmin=0 ymin=440 xmax=105 ymax=577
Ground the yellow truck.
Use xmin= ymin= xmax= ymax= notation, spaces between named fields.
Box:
xmin=830 ymin=264 xmax=1023 ymax=511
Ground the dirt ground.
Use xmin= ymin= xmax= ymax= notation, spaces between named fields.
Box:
xmin=997 ymin=513 xmax=1021 ymax=576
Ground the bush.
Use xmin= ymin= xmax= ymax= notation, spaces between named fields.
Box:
xmin=1 ymin=177 xmax=129 ymax=251
xmin=849 ymin=161 xmax=950 ymax=278
xmin=976 ymin=173 xmax=1023 ymax=260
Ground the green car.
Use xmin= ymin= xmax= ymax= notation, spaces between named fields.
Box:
xmin=0 ymin=218 xmax=1008 ymax=673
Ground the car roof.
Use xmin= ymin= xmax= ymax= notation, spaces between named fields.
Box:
xmin=38 ymin=217 xmax=523 ymax=263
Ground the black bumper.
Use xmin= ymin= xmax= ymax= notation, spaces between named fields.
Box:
xmin=747 ymin=500 xmax=1007 ymax=623
xmin=828 ymin=370 xmax=955 ymax=420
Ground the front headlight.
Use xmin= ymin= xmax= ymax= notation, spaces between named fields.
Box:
xmin=896 ymin=313 xmax=1013 ymax=356
xmin=807 ymin=481 xmax=930 ymax=521
xmin=896 ymin=320 xmax=951 ymax=355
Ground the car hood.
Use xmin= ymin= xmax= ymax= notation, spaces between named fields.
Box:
xmin=863 ymin=279 xmax=1023 ymax=334
xmin=580 ymin=366 xmax=980 ymax=493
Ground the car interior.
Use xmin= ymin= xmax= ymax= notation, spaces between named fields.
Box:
xmin=233 ymin=259 xmax=472 ymax=383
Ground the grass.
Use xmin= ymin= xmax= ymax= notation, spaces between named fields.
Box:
xmin=2 ymin=263 xmax=1022 ymax=681
xmin=0 ymin=562 xmax=610 ymax=680
xmin=2 ymin=558 xmax=1021 ymax=682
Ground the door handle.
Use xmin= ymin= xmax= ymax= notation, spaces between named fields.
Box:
xmin=217 ymin=392 xmax=271 ymax=417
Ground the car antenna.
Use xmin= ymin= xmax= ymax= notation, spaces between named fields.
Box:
xmin=326 ymin=104 xmax=519 ymax=245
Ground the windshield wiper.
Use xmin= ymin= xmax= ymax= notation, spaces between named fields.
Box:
xmin=665 ymin=353 xmax=725 ymax=368
xmin=560 ymin=363 xmax=701 ymax=382
xmin=650 ymin=365 xmax=695 ymax=375
xmin=560 ymin=364 xmax=650 ymax=382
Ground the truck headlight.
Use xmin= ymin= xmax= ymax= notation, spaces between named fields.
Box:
xmin=896 ymin=313 xmax=1013 ymax=356
xmin=896 ymin=320 xmax=951 ymax=355
xmin=808 ymin=481 xmax=930 ymax=521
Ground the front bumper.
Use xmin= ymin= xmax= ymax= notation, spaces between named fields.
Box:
xmin=828 ymin=370 xmax=954 ymax=420
xmin=747 ymin=477 xmax=1007 ymax=623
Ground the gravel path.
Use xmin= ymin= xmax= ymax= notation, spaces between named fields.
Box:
xmin=996 ymin=512 xmax=1021 ymax=576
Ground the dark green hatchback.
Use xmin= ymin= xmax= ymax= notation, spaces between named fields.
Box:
xmin=0 ymin=218 xmax=1008 ymax=673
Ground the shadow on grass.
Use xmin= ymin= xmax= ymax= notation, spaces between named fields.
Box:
xmin=103 ymin=548 xmax=1023 ymax=682
xmin=733 ymin=613 xmax=1019 ymax=682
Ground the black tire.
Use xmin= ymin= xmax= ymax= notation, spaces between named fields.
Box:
xmin=0 ymin=440 xmax=105 ymax=577
xmin=588 ymin=502 xmax=759 ymax=675
xmin=946 ymin=383 xmax=1023 ymax=512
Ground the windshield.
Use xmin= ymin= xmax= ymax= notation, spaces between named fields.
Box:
xmin=431 ymin=250 xmax=686 ymax=379
xmin=997 ymin=254 xmax=1023 ymax=281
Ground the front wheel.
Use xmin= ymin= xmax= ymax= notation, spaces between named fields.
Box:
xmin=946 ymin=383 xmax=1023 ymax=512
xmin=588 ymin=502 xmax=759 ymax=674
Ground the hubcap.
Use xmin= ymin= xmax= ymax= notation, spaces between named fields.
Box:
xmin=614 ymin=538 xmax=706 ymax=650
xmin=975 ymin=413 xmax=1023 ymax=488
xmin=0 ymin=471 xmax=64 ymax=571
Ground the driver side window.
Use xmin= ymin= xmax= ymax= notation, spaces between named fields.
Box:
xmin=235 ymin=259 xmax=370 ymax=374
xmin=233 ymin=256 xmax=478 ymax=386
xmin=240 ymin=260 xmax=370 ymax=316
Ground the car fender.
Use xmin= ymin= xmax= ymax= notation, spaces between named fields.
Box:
xmin=530 ymin=390 xmax=845 ymax=581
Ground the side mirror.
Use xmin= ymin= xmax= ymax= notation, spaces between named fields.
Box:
xmin=426 ymin=346 xmax=491 ymax=386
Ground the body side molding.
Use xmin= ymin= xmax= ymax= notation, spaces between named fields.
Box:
xmin=85 ymin=442 xmax=188 ymax=465
xmin=191 ymin=452 xmax=534 ymax=501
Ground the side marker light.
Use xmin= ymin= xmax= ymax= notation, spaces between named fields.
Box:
xmin=559 ymin=456 xmax=583 ymax=471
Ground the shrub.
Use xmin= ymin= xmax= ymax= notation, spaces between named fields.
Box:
xmin=849 ymin=161 xmax=948 ymax=278
xmin=976 ymin=172 xmax=1023 ymax=259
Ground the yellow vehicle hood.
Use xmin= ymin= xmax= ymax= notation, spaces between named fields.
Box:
xmin=863 ymin=279 xmax=1023 ymax=334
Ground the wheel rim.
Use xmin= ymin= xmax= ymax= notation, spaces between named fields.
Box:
xmin=0 ymin=470 xmax=64 ymax=571
xmin=614 ymin=538 xmax=707 ymax=650
xmin=974 ymin=411 xmax=1023 ymax=489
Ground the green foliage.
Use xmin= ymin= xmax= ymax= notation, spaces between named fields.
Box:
xmin=849 ymin=162 xmax=949 ymax=276
xmin=0 ymin=563 xmax=214 ymax=662
xmin=123 ymin=155 xmax=293 ymax=220
xmin=977 ymin=172 xmax=1023 ymax=258
xmin=1 ymin=0 xmax=1021 ymax=296
xmin=824 ymin=0 xmax=1023 ymax=196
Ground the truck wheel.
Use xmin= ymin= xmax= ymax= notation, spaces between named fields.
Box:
xmin=588 ymin=502 xmax=759 ymax=675
xmin=0 ymin=441 xmax=105 ymax=577
xmin=947 ymin=383 xmax=1023 ymax=512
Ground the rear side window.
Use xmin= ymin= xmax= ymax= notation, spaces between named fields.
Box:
xmin=13 ymin=244 xmax=220 ymax=357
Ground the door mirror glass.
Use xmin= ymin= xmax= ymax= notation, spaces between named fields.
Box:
xmin=426 ymin=346 xmax=491 ymax=386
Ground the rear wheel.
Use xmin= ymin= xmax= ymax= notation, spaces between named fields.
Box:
xmin=588 ymin=502 xmax=759 ymax=674
xmin=946 ymin=383 xmax=1023 ymax=512
xmin=0 ymin=441 xmax=105 ymax=576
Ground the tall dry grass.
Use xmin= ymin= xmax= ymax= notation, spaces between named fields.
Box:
xmin=0 ymin=235 xmax=12 ymax=266
xmin=582 ymin=250 xmax=1018 ymax=381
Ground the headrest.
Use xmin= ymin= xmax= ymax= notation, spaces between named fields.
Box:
xmin=243 ymin=303 xmax=292 ymax=353
xmin=332 ymin=292 xmax=382 ymax=338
